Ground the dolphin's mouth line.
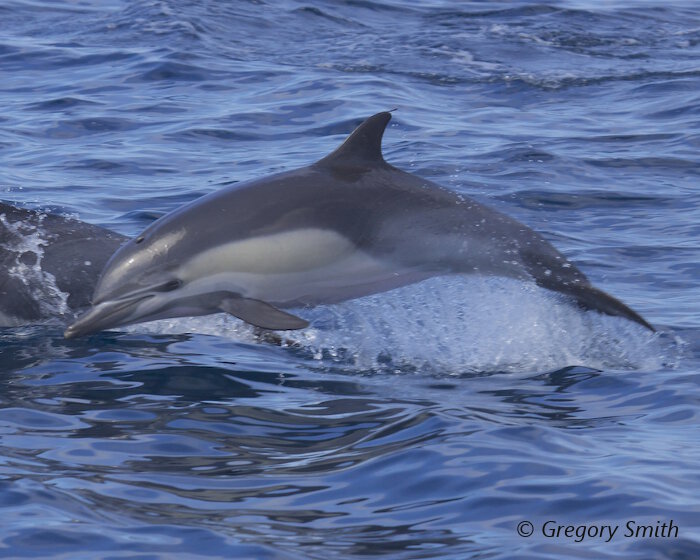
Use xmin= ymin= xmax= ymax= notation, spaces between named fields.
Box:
xmin=93 ymin=283 xmax=173 ymax=306
xmin=65 ymin=294 xmax=154 ymax=338
xmin=98 ymin=294 xmax=154 ymax=315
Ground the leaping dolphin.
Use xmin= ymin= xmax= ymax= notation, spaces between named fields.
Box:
xmin=64 ymin=112 xmax=653 ymax=338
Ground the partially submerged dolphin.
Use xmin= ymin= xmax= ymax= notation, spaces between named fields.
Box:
xmin=0 ymin=202 xmax=125 ymax=326
xmin=64 ymin=112 xmax=653 ymax=338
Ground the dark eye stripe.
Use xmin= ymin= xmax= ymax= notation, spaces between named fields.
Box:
xmin=159 ymin=279 xmax=182 ymax=292
xmin=135 ymin=236 xmax=145 ymax=244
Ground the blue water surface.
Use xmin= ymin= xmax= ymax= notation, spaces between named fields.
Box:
xmin=1 ymin=1 xmax=699 ymax=558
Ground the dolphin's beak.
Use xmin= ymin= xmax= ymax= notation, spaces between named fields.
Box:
xmin=64 ymin=295 xmax=152 ymax=339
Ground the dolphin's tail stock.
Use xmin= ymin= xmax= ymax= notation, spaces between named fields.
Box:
xmin=554 ymin=282 xmax=655 ymax=332
xmin=531 ymin=273 xmax=655 ymax=331
xmin=519 ymin=248 xmax=654 ymax=331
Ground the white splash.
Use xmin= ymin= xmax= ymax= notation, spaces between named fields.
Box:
xmin=0 ymin=212 xmax=70 ymax=320
xmin=126 ymin=275 xmax=671 ymax=375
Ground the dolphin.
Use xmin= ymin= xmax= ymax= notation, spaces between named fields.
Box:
xmin=0 ymin=202 xmax=126 ymax=326
xmin=64 ymin=112 xmax=653 ymax=338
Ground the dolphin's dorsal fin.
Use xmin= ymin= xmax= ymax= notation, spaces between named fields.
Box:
xmin=317 ymin=111 xmax=392 ymax=168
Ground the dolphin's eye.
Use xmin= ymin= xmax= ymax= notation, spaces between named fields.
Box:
xmin=158 ymin=279 xmax=182 ymax=292
xmin=135 ymin=236 xmax=145 ymax=244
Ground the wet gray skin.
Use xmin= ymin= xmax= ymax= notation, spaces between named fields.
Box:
xmin=64 ymin=112 xmax=653 ymax=338
xmin=0 ymin=202 xmax=126 ymax=326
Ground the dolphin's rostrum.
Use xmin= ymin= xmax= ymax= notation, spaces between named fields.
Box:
xmin=64 ymin=112 xmax=653 ymax=338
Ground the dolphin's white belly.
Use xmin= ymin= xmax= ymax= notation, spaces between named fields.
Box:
xmin=182 ymin=228 xmax=430 ymax=306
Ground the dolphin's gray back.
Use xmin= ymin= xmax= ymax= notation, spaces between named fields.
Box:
xmin=142 ymin=160 xmax=582 ymax=280
xmin=129 ymin=110 xmax=576 ymax=282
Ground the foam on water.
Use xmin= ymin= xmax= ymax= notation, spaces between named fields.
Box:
xmin=126 ymin=276 xmax=673 ymax=375
xmin=0 ymin=212 xmax=70 ymax=322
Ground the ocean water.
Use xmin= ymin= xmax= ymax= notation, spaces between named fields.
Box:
xmin=1 ymin=1 xmax=699 ymax=558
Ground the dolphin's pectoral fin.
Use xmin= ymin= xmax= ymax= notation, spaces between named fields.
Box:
xmin=219 ymin=297 xmax=309 ymax=330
